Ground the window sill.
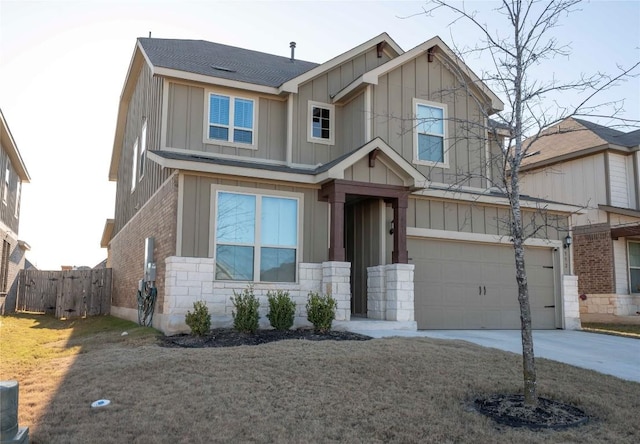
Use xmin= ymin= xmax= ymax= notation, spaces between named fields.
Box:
xmin=307 ymin=136 xmax=335 ymax=146
xmin=203 ymin=138 xmax=258 ymax=150
xmin=413 ymin=159 xmax=449 ymax=169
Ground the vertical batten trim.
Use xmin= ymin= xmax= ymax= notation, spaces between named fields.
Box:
xmin=365 ymin=85 xmax=372 ymax=141
xmin=286 ymin=93 xmax=293 ymax=165
xmin=161 ymin=78 xmax=170 ymax=150
xmin=176 ymin=173 xmax=184 ymax=256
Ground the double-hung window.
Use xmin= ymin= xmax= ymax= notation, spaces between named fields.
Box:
xmin=628 ymin=242 xmax=640 ymax=293
xmin=414 ymin=99 xmax=448 ymax=166
xmin=308 ymin=101 xmax=335 ymax=145
xmin=139 ymin=121 xmax=147 ymax=180
xmin=207 ymin=93 xmax=255 ymax=146
xmin=214 ymin=190 xmax=299 ymax=282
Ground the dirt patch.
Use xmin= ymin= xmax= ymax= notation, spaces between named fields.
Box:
xmin=158 ymin=328 xmax=372 ymax=348
xmin=475 ymin=394 xmax=589 ymax=430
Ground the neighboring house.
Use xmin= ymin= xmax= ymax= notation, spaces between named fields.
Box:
xmin=520 ymin=117 xmax=640 ymax=317
xmin=0 ymin=108 xmax=31 ymax=314
xmin=103 ymin=34 xmax=581 ymax=334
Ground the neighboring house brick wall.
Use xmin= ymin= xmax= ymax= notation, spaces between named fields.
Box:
xmin=110 ymin=173 xmax=178 ymax=315
xmin=574 ymin=224 xmax=614 ymax=294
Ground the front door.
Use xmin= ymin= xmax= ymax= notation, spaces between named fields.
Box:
xmin=345 ymin=198 xmax=383 ymax=317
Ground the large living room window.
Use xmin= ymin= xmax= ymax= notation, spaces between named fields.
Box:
xmin=628 ymin=242 xmax=640 ymax=292
xmin=207 ymin=93 xmax=255 ymax=146
xmin=214 ymin=190 xmax=299 ymax=282
xmin=413 ymin=98 xmax=448 ymax=167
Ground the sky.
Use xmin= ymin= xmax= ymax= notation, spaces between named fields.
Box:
xmin=1 ymin=0 xmax=639 ymax=270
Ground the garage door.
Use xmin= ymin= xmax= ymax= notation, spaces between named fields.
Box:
xmin=409 ymin=239 xmax=557 ymax=329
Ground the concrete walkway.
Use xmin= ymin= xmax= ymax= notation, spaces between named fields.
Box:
xmin=345 ymin=325 xmax=640 ymax=383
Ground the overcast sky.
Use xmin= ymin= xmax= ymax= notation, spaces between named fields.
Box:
xmin=1 ymin=0 xmax=638 ymax=270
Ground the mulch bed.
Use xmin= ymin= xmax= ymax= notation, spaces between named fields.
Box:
xmin=158 ymin=328 xmax=372 ymax=348
xmin=474 ymin=394 xmax=589 ymax=430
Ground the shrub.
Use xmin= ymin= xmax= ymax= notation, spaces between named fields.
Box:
xmin=185 ymin=301 xmax=211 ymax=336
xmin=266 ymin=290 xmax=296 ymax=331
xmin=231 ymin=286 xmax=260 ymax=333
xmin=306 ymin=292 xmax=337 ymax=333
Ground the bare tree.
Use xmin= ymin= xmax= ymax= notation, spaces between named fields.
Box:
xmin=419 ymin=0 xmax=640 ymax=407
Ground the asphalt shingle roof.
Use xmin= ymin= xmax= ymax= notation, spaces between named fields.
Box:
xmin=138 ymin=38 xmax=319 ymax=88
xmin=573 ymin=118 xmax=640 ymax=147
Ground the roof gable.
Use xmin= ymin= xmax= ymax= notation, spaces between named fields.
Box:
xmin=522 ymin=117 xmax=640 ymax=170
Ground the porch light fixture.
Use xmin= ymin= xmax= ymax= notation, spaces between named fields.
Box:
xmin=563 ymin=234 xmax=572 ymax=249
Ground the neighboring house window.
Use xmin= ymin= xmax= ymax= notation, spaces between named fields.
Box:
xmin=131 ymin=138 xmax=138 ymax=192
xmin=207 ymin=93 xmax=255 ymax=146
xmin=14 ymin=182 xmax=20 ymax=218
xmin=307 ymin=101 xmax=335 ymax=145
xmin=3 ymin=167 xmax=9 ymax=204
xmin=213 ymin=190 xmax=299 ymax=283
xmin=414 ymin=99 xmax=448 ymax=166
xmin=0 ymin=240 xmax=9 ymax=293
xmin=628 ymin=242 xmax=640 ymax=293
xmin=139 ymin=121 xmax=147 ymax=180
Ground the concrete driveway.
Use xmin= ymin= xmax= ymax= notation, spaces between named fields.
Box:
xmin=346 ymin=327 xmax=640 ymax=383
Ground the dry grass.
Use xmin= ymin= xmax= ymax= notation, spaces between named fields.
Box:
xmin=1 ymin=314 xmax=639 ymax=444
xmin=581 ymin=322 xmax=640 ymax=338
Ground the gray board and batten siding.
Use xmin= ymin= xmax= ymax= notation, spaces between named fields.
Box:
xmin=115 ymin=62 xmax=171 ymax=233
xmin=0 ymin=148 xmax=21 ymax=233
xmin=371 ymin=53 xmax=488 ymax=188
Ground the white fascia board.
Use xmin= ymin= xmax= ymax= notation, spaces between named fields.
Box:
xmin=279 ymin=33 xmax=403 ymax=94
xmin=153 ymin=67 xmax=280 ymax=95
xmin=148 ymin=151 xmax=317 ymax=184
xmin=413 ymin=187 xmax=584 ymax=214
xmin=331 ymin=75 xmax=371 ymax=104
xmin=0 ymin=109 xmax=30 ymax=182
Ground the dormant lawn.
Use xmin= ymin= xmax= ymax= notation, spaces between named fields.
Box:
xmin=1 ymin=314 xmax=638 ymax=443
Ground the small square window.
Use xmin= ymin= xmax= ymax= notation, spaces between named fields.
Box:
xmin=308 ymin=101 xmax=335 ymax=145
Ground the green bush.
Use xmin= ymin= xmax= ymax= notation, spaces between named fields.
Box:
xmin=185 ymin=301 xmax=211 ymax=336
xmin=231 ymin=286 xmax=260 ymax=333
xmin=306 ymin=292 xmax=337 ymax=333
xmin=266 ymin=290 xmax=296 ymax=331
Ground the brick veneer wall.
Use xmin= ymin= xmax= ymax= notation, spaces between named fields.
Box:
xmin=110 ymin=174 xmax=178 ymax=315
xmin=574 ymin=225 xmax=614 ymax=294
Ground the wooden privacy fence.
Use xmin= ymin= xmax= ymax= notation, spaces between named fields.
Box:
xmin=16 ymin=268 xmax=112 ymax=318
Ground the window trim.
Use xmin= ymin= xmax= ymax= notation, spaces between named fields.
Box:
xmin=203 ymin=91 xmax=258 ymax=149
xmin=307 ymin=101 xmax=335 ymax=145
xmin=14 ymin=181 xmax=20 ymax=218
xmin=628 ymin=240 xmax=640 ymax=293
xmin=2 ymin=166 xmax=9 ymax=205
xmin=209 ymin=184 xmax=303 ymax=283
xmin=413 ymin=98 xmax=449 ymax=168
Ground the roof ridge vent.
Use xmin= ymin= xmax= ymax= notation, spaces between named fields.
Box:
xmin=210 ymin=65 xmax=236 ymax=73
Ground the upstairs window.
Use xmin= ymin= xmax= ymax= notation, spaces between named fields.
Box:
xmin=629 ymin=242 xmax=640 ymax=293
xmin=207 ymin=93 xmax=255 ymax=146
xmin=139 ymin=121 xmax=147 ymax=180
xmin=131 ymin=138 xmax=138 ymax=192
xmin=308 ymin=101 xmax=335 ymax=145
xmin=414 ymin=99 xmax=448 ymax=167
xmin=3 ymin=167 xmax=8 ymax=204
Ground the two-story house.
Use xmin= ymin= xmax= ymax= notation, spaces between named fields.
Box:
xmin=520 ymin=117 xmax=640 ymax=318
xmin=0 ymin=109 xmax=31 ymax=314
xmin=103 ymin=34 xmax=580 ymax=334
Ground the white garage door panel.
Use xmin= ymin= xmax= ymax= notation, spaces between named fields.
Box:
xmin=410 ymin=239 xmax=557 ymax=329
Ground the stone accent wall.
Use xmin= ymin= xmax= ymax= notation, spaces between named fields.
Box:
xmin=579 ymin=293 xmax=640 ymax=316
xmin=366 ymin=264 xmax=415 ymax=322
xmin=562 ymin=275 xmax=581 ymax=330
xmin=573 ymin=224 xmax=614 ymax=294
xmin=160 ymin=258 xmax=351 ymax=335
xmin=109 ymin=174 xmax=178 ymax=317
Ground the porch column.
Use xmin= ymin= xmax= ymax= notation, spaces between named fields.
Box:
xmin=328 ymin=191 xmax=346 ymax=261
xmin=392 ymin=194 xmax=408 ymax=264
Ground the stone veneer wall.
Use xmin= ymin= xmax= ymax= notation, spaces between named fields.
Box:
xmin=366 ymin=264 xmax=415 ymax=322
xmin=561 ymin=275 xmax=581 ymax=330
xmin=159 ymin=258 xmax=351 ymax=335
xmin=579 ymin=293 xmax=640 ymax=316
